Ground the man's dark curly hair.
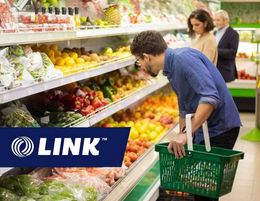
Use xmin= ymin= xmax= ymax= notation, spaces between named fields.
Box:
xmin=130 ymin=31 xmax=167 ymax=58
xmin=188 ymin=9 xmax=215 ymax=37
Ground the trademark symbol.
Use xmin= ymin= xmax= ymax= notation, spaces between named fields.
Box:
xmin=102 ymin=138 xmax=107 ymax=141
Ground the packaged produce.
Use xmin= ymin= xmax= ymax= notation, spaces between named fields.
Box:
xmin=0 ymin=187 xmax=18 ymax=201
xmin=38 ymin=180 xmax=97 ymax=201
xmin=1 ymin=103 xmax=40 ymax=127
xmin=50 ymin=169 xmax=111 ymax=199
xmin=0 ymin=174 xmax=97 ymax=201
xmin=0 ymin=175 xmax=39 ymax=198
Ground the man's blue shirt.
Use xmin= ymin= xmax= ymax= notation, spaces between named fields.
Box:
xmin=163 ymin=47 xmax=241 ymax=143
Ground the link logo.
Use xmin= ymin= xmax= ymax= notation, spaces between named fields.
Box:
xmin=1 ymin=128 xmax=129 ymax=167
xmin=11 ymin=136 xmax=34 ymax=157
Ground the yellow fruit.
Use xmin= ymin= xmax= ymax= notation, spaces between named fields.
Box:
xmin=147 ymin=131 xmax=157 ymax=141
xmin=76 ymin=58 xmax=85 ymax=64
xmin=130 ymin=128 xmax=139 ymax=139
xmin=50 ymin=57 xmax=56 ymax=64
xmin=50 ymin=44 xmax=59 ymax=51
xmin=65 ymin=57 xmax=75 ymax=66
xmin=69 ymin=52 xmax=78 ymax=60
xmin=56 ymin=58 xmax=66 ymax=66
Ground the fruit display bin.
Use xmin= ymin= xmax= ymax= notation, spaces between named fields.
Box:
xmin=155 ymin=143 xmax=244 ymax=199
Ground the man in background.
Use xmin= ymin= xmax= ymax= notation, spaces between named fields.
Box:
xmin=214 ymin=10 xmax=239 ymax=82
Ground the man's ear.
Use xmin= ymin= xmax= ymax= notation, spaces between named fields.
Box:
xmin=143 ymin=53 xmax=150 ymax=61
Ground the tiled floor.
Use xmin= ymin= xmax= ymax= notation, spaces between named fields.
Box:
xmin=221 ymin=113 xmax=260 ymax=201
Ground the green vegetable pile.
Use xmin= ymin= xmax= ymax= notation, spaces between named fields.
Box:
xmin=0 ymin=175 xmax=97 ymax=201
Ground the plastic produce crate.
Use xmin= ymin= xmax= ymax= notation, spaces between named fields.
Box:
xmin=155 ymin=143 xmax=244 ymax=199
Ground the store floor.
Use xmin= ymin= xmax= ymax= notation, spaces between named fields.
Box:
xmin=221 ymin=112 xmax=260 ymax=201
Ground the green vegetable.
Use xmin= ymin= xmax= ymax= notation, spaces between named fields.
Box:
xmin=89 ymin=83 xmax=101 ymax=91
xmin=39 ymin=180 xmax=71 ymax=196
xmin=101 ymin=86 xmax=114 ymax=100
xmin=0 ymin=187 xmax=18 ymax=201
xmin=38 ymin=180 xmax=97 ymax=201
xmin=71 ymin=185 xmax=97 ymax=201
xmin=5 ymin=108 xmax=40 ymax=127
xmin=8 ymin=46 xmax=25 ymax=57
xmin=48 ymin=112 xmax=83 ymax=127
xmin=0 ymin=175 xmax=38 ymax=197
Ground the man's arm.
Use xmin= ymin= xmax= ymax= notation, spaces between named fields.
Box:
xmin=191 ymin=103 xmax=214 ymax=133
xmin=179 ymin=117 xmax=185 ymax=133
xmin=168 ymin=103 xmax=214 ymax=158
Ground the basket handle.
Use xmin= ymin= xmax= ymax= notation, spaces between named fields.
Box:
xmin=185 ymin=114 xmax=211 ymax=152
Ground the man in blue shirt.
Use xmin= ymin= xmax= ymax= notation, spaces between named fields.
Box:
xmin=131 ymin=31 xmax=241 ymax=158
xmin=131 ymin=31 xmax=241 ymax=201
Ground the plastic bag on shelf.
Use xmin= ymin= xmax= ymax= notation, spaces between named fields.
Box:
xmin=0 ymin=52 xmax=15 ymax=88
xmin=38 ymin=179 xmax=97 ymax=201
xmin=40 ymin=53 xmax=63 ymax=81
xmin=27 ymin=52 xmax=45 ymax=81
xmin=50 ymin=170 xmax=111 ymax=199
xmin=0 ymin=174 xmax=40 ymax=198
xmin=1 ymin=102 xmax=40 ymax=127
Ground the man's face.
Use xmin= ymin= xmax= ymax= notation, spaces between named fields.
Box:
xmin=136 ymin=54 xmax=160 ymax=77
xmin=214 ymin=15 xmax=226 ymax=29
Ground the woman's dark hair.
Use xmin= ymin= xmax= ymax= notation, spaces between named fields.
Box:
xmin=187 ymin=9 xmax=215 ymax=37
xmin=130 ymin=31 xmax=167 ymax=58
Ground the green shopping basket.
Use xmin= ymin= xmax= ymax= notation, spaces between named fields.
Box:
xmin=155 ymin=114 xmax=244 ymax=199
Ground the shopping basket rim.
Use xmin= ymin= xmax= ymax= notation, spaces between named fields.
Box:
xmin=155 ymin=142 xmax=244 ymax=159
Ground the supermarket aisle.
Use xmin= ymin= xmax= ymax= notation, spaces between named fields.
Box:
xmin=221 ymin=113 xmax=260 ymax=201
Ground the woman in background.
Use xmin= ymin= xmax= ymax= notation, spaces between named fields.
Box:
xmin=188 ymin=9 xmax=218 ymax=65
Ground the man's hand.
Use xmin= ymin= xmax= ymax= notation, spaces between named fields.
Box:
xmin=167 ymin=134 xmax=187 ymax=159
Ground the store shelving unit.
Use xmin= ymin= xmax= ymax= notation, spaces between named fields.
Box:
xmin=0 ymin=24 xmax=187 ymax=46
xmin=0 ymin=23 xmax=186 ymax=201
xmin=0 ymin=57 xmax=135 ymax=104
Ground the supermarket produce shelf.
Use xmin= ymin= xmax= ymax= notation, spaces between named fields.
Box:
xmin=0 ymin=24 xmax=187 ymax=46
xmin=76 ymin=24 xmax=187 ymax=39
xmin=104 ymin=124 xmax=178 ymax=201
xmin=232 ymin=23 xmax=260 ymax=30
xmin=227 ymin=80 xmax=256 ymax=89
xmin=73 ymin=78 xmax=169 ymax=127
xmin=0 ymin=57 xmax=135 ymax=104
xmin=227 ymin=80 xmax=256 ymax=98
xmin=0 ymin=31 xmax=77 ymax=46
